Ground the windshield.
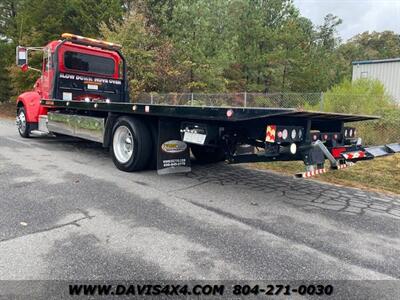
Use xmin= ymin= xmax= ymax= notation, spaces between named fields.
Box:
xmin=64 ymin=51 xmax=115 ymax=75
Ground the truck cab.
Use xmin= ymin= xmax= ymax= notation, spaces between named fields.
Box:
xmin=16 ymin=33 xmax=127 ymax=137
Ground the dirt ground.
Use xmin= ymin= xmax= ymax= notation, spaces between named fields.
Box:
xmin=0 ymin=102 xmax=15 ymax=120
xmin=251 ymin=154 xmax=400 ymax=195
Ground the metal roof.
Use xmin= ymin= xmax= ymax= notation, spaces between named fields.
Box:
xmin=352 ymin=58 xmax=400 ymax=65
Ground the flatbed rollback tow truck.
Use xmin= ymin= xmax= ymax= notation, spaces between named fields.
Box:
xmin=14 ymin=33 xmax=400 ymax=176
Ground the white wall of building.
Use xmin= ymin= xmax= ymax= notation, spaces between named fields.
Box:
xmin=352 ymin=59 xmax=400 ymax=103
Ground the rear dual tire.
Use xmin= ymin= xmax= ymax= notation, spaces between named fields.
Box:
xmin=111 ymin=117 xmax=152 ymax=172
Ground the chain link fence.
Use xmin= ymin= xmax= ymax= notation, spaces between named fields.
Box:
xmin=132 ymin=92 xmax=400 ymax=145
xmin=133 ymin=92 xmax=323 ymax=108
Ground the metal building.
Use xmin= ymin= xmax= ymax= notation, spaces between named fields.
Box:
xmin=352 ymin=58 xmax=400 ymax=103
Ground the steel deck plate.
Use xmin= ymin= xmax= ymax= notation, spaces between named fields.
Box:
xmin=364 ymin=146 xmax=391 ymax=157
xmin=385 ymin=143 xmax=400 ymax=153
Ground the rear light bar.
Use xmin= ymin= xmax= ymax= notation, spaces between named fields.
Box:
xmin=310 ymin=131 xmax=319 ymax=141
xmin=321 ymin=132 xmax=341 ymax=141
xmin=265 ymin=125 xmax=304 ymax=143
xmin=331 ymin=147 xmax=346 ymax=158
xmin=343 ymin=127 xmax=357 ymax=139
xmin=311 ymin=131 xmax=341 ymax=142
xmin=61 ymin=33 xmax=122 ymax=49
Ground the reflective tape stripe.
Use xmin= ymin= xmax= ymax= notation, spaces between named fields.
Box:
xmin=296 ymin=162 xmax=355 ymax=178
xmin=336 ymin=162 xmax=355 ymax=169
xmin=299 ymin=168 xmax=327 ymax=178
xmin=342 ymin=151 xmax=365 ymax=160
xmin=265 ymin=125 xmax=276 ymax=143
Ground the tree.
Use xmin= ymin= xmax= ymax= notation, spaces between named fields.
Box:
xmin=163 ymin=0 xmax=233 ymax=92
xmin=0 ymin=40 xmax=12 ymax=101
xmin=2 ymin=0 xmax=124 ymax=98
xmin=317 ymin=14 xmax=342 ymax=50
xmin=301 ymin=14 xmax=343 ymax=92
xmin=101 ymin=9 xmax=185 ymax=96
xmin=1 ymin=0 xmax=125 ymax=45
xmin=338 ymin=31 xmax=400 ymax=81
xmin=0 ymin=0 xmax=24 ymax=41
xmin=101 ymin=10 xmax=156 ymax=95
xmin=67 ymin=0 xmax=124 ymax=37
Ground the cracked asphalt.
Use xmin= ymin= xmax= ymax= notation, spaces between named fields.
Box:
xmin=0 ymin=118 xmax=400 ymax=285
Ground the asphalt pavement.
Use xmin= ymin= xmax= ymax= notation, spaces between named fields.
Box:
xmin=0 ymin=118 xmax=399 ymax=285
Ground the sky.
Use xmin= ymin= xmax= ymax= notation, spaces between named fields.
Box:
xmin=293 ymin=0 xmax=400 ymax=41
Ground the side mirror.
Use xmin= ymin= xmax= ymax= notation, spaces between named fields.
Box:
xmin=16 ymin=46 xmax=28 ymax=67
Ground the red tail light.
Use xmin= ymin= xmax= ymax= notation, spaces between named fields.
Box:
xmin=332 ymin=147 xmax=346 ymax=158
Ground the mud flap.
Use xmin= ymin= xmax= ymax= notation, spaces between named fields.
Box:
xmin=157 ymin=119 xmax=191 ymax=175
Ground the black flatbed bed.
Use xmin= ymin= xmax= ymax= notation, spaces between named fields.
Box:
xmin=41 ymin=99 xmax=380 ymax=123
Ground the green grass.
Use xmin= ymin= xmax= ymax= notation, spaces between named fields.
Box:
xmin=250 ymin=154 xmax=400 ymax=195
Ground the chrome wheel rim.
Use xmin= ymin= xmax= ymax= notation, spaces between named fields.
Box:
xmin=113 ymin=125 xmax=134 ymax=163
xmin=17 ymin=111 xmax=26 ymax=134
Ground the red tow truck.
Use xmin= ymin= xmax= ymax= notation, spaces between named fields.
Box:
xmin=15 ymin=33 xmax=400 ymax=175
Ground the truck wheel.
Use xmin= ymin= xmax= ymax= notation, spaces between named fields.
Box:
xmin=17 ymin=107 xmax=31 ymax=138
xmin=111 ymin=117 xmax=152 ymax=172
xmin=191 ymin=145 xmax=226 ymax=164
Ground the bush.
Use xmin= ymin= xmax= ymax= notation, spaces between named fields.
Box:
xmin=356 ymin=109 xmax=400 ymax=145
xmin=322 ymin=79 xmax=395 ymax=114
xmin=321 ymin=79 xmax=400 ymax=144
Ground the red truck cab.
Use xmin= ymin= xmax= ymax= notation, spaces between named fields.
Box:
xmin=16 ymin=33 xmax=126 ymax=137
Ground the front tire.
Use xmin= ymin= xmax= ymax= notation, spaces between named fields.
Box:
xmin=17 ymin=107 xmax=31 ymax=138
xmin=111 ymin=117 xmax=152 ymax=172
